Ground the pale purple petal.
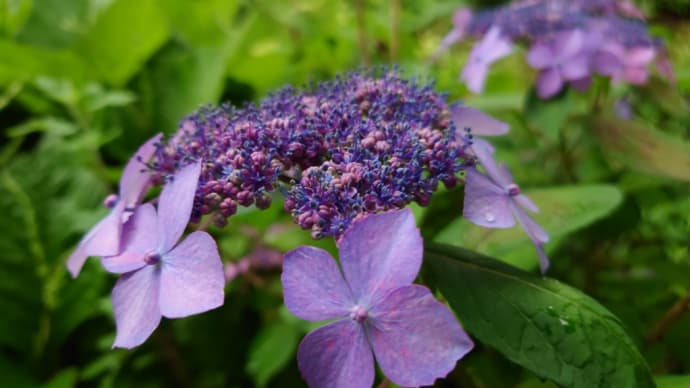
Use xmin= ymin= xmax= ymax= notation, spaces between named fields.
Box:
xmin=452 ymin=106 xmax=509 ymax=137
xmin=159 ymin=231 xmax=225 ymax=318
xmin=463 ymin=168 xmax=515 ymax=228
xmin=592 ymin=49 xmax=622 ymax=76
xmin=481 ymin=27 xmax=513 ymax=63
xmin=157 ymin=161 xmax=202 ymax=252
xmin=515 ymin=194 xmax=539 ymax=213
xmin=339 ymin=209 xmax=422 ymax=306
xmin=297 ymin=320 xmax=374 ymax=388
xmin=112 ymin=265 xmax=162 ymax=348
xmin=561 ymin=55 xmax=590 ymax=81
xmin=119 ymin=133 xmax=162 ymax=206
xmin=526 ymin=42 xmax=553 ymax=69
xmin=624 ymin=66 xmax=649 ymax=84
xmin=101 ymin=203 xmax=159 ymax=274
xmin=625 ymin=46 xmax=655 ymax=66
xmin=282 ymin=246 xmax=354 ymax=321
xmin=555 ymin=30 xmax=584 ymax=62
xmin=461 ymin=27 xmax=512 ymax=93
xmin=471 ymin=138 xmax=511 ymax=187
xmin=461 ymin=61 xmax=490 ymax=94
xmin=368 ymin=285 xmax=474 ymax=387
xmin=511 ymin=203 xmax=550 ymax=273
xmin=536 ymin=68 xmax=564 ymax=99
xmin=67 ymin=202 xmax=125 ymax=277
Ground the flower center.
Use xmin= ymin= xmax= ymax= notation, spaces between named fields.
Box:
xmin=143 ymin=251 xmax=162 ymax=265
xmin=350 ymin=305 xmax=369 ymax=323
xmin=103 ymin=194 xmax=119 ymax=209
xmin=506 ymin=183 xmax=520 ymax=197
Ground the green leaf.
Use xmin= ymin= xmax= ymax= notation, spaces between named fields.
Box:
xmin=435 ymin=184 xmax=623 ymax=269
xmin=655 ymin=374 xmax=690 ymax=388
xmin=524 ymin=88 xmax=573 ymax=141
xmin=246 ymin=320 xmax=300 ymax=388
xmin=425 ymin=244 xmax=655 ymax=388
xmin=0 ymin=39 xmax=88 ymax=84
xmin=42 ymin=368 xmax=77 ymax=388
xmin=74 ymin=0 xmax=169 ymax=86
xmin=593 ymin=116 xmax=690 ymax=181
xmin=0 ymin=0 xmax=33 ymax=38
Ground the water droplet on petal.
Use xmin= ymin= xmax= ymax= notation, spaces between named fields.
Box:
xmin=485 ymin=212 xmax=495 ymax=223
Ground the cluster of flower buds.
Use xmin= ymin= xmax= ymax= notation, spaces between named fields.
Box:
xmin=438 ymin=0 xmax=674 ymax=98
xmin=153 ymin=71 xmax=469 ymax=238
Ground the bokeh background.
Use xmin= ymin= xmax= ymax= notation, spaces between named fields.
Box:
xmin=0 ymin=0 xmax=689 ymax=387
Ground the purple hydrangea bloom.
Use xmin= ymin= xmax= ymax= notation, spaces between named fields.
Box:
xmin=154 ymin=71 xmax=470 ymax=238
xmin=281 ymin=209 xmax=473 ymax=388
xmin=103 ymin=161 xmax=225 ymax=348
xmin=527 ymin=29 xmax=590 ymax=98
xmin=440 ymin=0 xmax=673 ymax=98
xmin=463 ymin=140 xmax=549 ymax=272
xmin=67 ymin=133 xmax=162 ymax=277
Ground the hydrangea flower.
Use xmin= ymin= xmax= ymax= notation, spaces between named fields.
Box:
xmin=281 ymin=209 xmax=473 ymax=387
xmin=461 ymin=26 xmax=513 ymax=93
xmin=463 ymin=140 xmax=549 ymax=272
xmin=440 ymin=0 xmax=673 ymax=98
xmin=102 ymin=161 xmax=225 ymax=348
xmin=527 ymin=29 xmax=590 ymax=98
xmin=67 ymin=133 xmax=162 ymax=277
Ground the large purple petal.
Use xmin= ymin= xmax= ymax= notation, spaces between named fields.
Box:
xmin=101 ymin=203 xmax=159 ymax=274
xmin=67 ymin=202 xmax=125 ymax=277
xmin=536 ymin=68 xmax=564 ymax=99
xmin=554 ymin=29 xmax=584 ymax=62
xmin=526 ymin=42 xmax=554 ymax=69
xmin=112 ymin=265 xmax=162 ymax=348
xmin=511 ymin=203 xmax=550 ymax=273
xmin=157 ymin=161 xmax=201 ymax=252
xmin=120 ymin=133 xmax=162 ymax=206
xmin=482 ymin=26 xmax=513 ymax=63
xmin=562 ymin=55 xmax=590 ymax=81
xmin=461 ymin=27 xmax=512 ymax=93
xmin=159 ymin=231 xmax=224 ymax=318
xmin=339 ymin=209 xmax=422 ymax=306
xmin=282 ymin=246 xmax=353 ymax=321
xmin=452 ymin=106 xmax=509 ymax=137
xmin=297 ymin=320 xmax=374 ymax=388
xmin=368 ymin=285 xmax=474 ymax=387
xmin=461 ymin=59 xmax=490 ymax=94
xmin=463 ymin=168 xmax=515 ymax=228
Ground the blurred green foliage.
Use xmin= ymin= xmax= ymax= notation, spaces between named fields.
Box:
xmin=0 ymin=0 xmax=689 ymax=387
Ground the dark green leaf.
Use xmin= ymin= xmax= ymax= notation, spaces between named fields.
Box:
xmin=425 ymin=243 xmax=655 ymax=388
xmin=246 ymin=320 xmax=300 ymax=388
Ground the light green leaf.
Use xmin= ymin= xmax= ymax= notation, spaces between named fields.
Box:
xmin=435 ymin=184 xmax=623 ymax=269
xmin=74 ymin=0 xmax=169 ymax=86
xmin=593 ymin=116 xmax=690 ymax=181
xmin=246 ymin=321 xmax=300 ymax=388
xmin=425 ymin=244 xmax=655 ymax=388
xmin=0 ymin=39 xmax=89 ymax=84
xmin=0 ymin=0 xmax=33 ymax=38
xmin=655 ymin=374 xmax=690 ymax=388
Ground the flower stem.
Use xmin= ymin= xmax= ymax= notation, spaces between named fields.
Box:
xmin=354 ymin=0 xmax=370 ymax=66
xmin=645 ymin=291 xmax=690 ymax=345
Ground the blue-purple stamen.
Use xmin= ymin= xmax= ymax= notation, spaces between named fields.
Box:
xmin=507 ymin=183 xmax=521 ymax=197
xmin=143 ymin=251 xmax=162 ymax=265
xmin=103 ymin=194 xmax=119 ymax=209
xmin=350 ymin=305 xmax=369 ymax=323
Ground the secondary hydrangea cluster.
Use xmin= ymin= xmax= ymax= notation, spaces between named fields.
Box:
xmin=438 ymin=0 xmax=674 ymax=98
xmin=152 ymin=71 xmax=469 ymax=238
